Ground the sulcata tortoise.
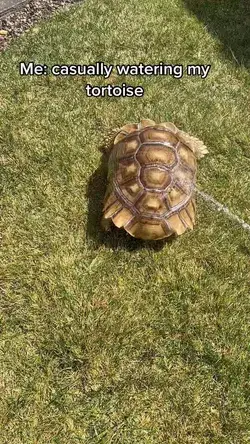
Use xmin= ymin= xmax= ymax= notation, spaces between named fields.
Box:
xmin=101 ymin=119 xmax=208 ymax=240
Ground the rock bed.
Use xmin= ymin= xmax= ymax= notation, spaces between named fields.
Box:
xmin=0 ymin=0 xmax=81 ymax=51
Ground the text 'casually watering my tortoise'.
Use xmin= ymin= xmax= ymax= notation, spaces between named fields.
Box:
xmin=19 ymin=62 xmax=211 ymax=97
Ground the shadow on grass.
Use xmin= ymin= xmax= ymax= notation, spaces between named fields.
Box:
xmin=86 ymin=143 xmax=175 ymax=252
xmin=183 ymin=0 xmax=250 ymax=69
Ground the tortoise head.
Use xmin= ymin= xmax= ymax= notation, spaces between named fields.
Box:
xmin=98 ymin=127 xmax=123 ymax=158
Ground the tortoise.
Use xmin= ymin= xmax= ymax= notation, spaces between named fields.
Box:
xmin=101 ymin=119 xmax=208 ymax=240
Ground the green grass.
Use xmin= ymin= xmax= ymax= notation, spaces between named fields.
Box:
xmin=1 ymin=0 xmax=250 ymax=442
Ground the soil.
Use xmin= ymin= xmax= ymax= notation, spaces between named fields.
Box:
xmin=0 ymin=0 xmax=82 ymax=52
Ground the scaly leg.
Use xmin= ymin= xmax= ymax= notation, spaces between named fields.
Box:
xmin=101 ymin=215 xmax=112 ymax=231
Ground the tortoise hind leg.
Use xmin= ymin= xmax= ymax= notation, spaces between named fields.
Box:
xmin=161 ymin=122 xmax=208 ymax=159
xmin=101 ymin=215 xmax=113 ymax=231
xmin=177 ymin=130 xmax=209 ymax=159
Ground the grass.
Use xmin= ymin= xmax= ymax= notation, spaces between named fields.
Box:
xmin=1 ymin=0 xmax=250 ymax=442
xmin=183 ymin=0 xmax=250 ymax=70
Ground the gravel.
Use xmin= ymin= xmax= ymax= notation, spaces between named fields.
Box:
xmin=0 ymin=0 xmax=82 ymax=52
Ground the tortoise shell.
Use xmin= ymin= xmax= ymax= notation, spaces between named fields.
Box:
xmin=102 ymin=120 xmax=208 ymax=240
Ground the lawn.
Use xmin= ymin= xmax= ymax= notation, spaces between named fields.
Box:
xmin=1 ymin=0 xmax=250 ymax=443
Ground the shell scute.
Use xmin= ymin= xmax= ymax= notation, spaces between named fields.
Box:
xmin=178 ymin=142 xmax=197 ymax=170
xmin=139 ymin=128 xmax=179 ymax=146
xmin=140 ymin=166 xmax=171 ymax=190
xmin=103 ymin=192 xmax=117 ymax=212
xmin=167 ymin=186 xmax=187 ymax=209
xmin=135 ymin=192 xmax=168 ymax=216
xmin=116 ymin=158 xmax=139 ymax=184
xmin=179 ymin=207 xmax=194 ymax=230
xmin=125 ymin=217 xmax=168 ymax=240
xmin=104 ymin=199 xmax=123 ymax=219
xmin=116 ymin=134 xmax=140 ymax=159
xmin=136 ymin=144 xmax=177 ymax=167
xmin=112 ymin=207 xmax=134 ymax=228
xmin=166 ymin=212 xmax=187 ymax=235
xmin=120 ymin=178 xmax=144 ymax=204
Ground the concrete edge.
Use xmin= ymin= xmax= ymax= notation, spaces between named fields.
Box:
xmin=0 ymin=0 xmax=30 ymax=19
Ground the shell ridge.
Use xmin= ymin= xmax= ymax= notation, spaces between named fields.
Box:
xmin=114 ymin=179 xmax=143 ymax=214
xmin=162 ymin=219 xmax=173 ymax=235
xmin=140 ymin=141 xmax=177 ymax=149
xmin=184 ymin=205 xmax=195 ymax=225
xmin=166 ymin=193 xmax=194 ymax=216
xmin=178 ymin=212 xmax=189 ymax=229
xmin=142 ymin=163 xmax=173 ymax=171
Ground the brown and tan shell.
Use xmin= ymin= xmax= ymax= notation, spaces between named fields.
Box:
xmin=102 ymin=119 xmax=208 ymax=240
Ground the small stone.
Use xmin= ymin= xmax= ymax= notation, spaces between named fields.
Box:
xmin=0 ymin=0 xmax=80 ymax=52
